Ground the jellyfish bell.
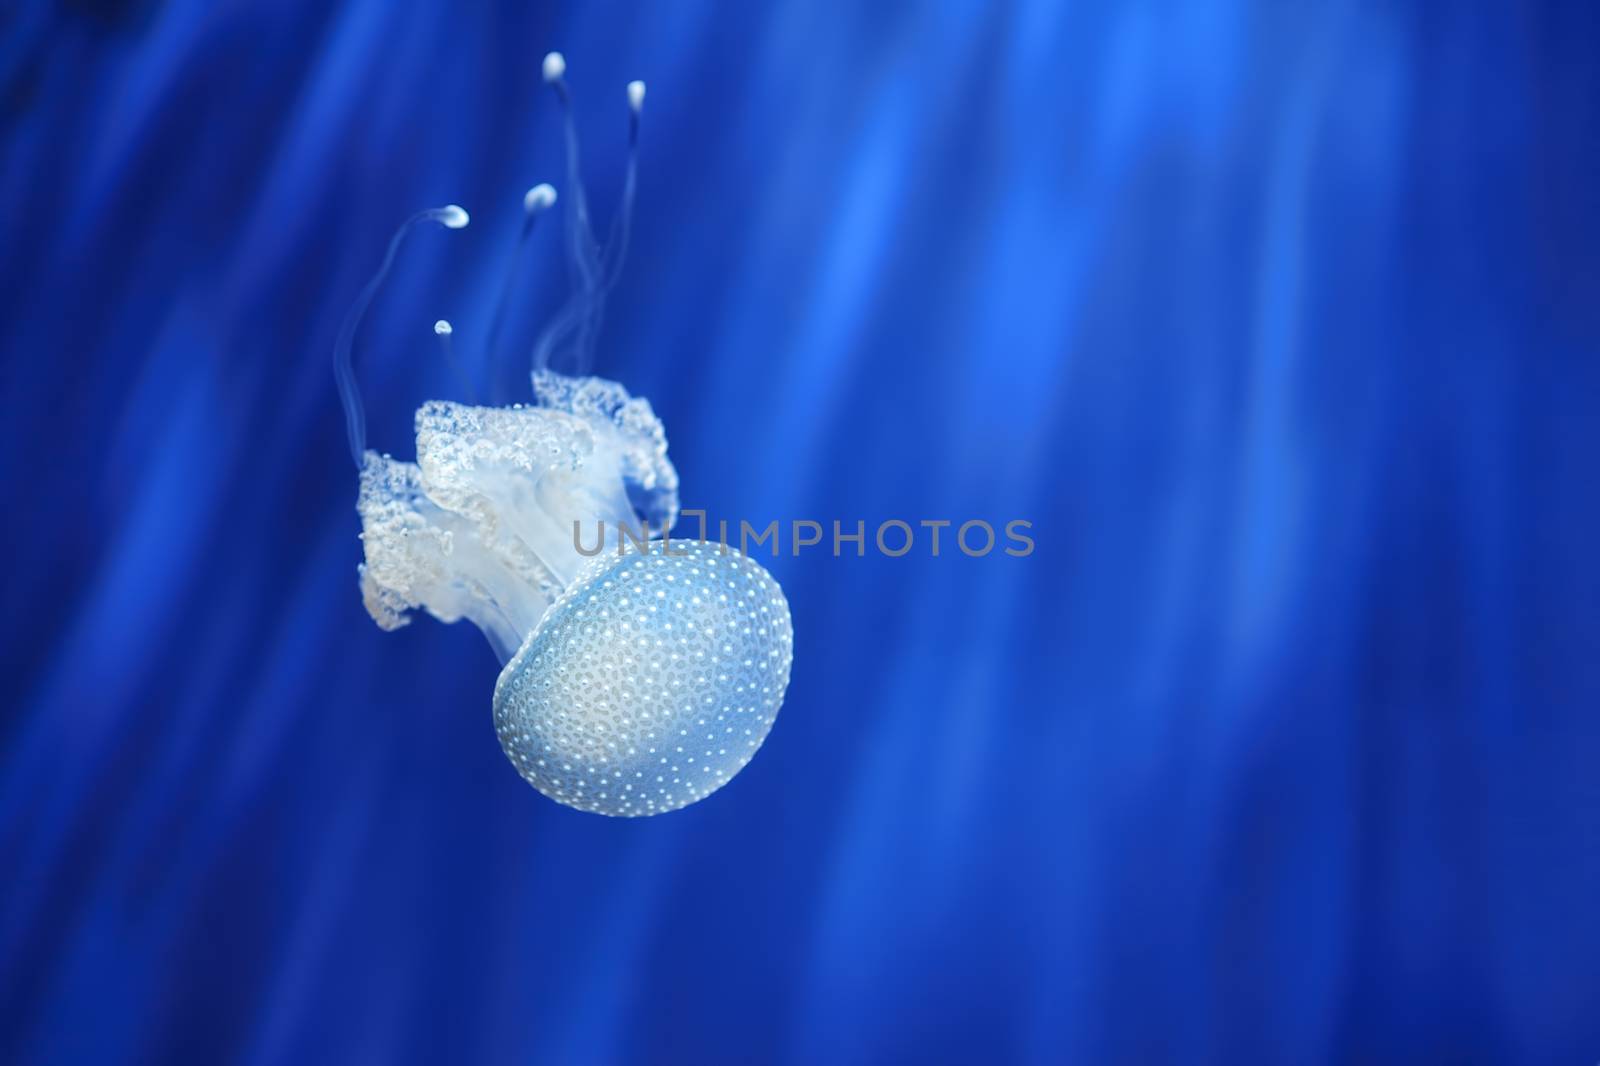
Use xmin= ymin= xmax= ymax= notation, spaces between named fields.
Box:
xmin=495 ymin=540 xmax=792 ymax=816
xmin=335 ymin=60 xmax=793 ymax=816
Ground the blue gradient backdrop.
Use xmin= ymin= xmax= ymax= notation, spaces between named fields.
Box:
xmin=3 ymin=2 xmax=1598 ymax=1063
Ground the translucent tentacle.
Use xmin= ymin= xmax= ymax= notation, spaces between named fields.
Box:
xmin=601 ymin=81 xmax=644 ymax=284
xmin=531 ymin=288 xmax=603 ymax=372
xmin=332 ymin=204 xmax=468 ymax=468
xmin=433 ymin=319 xmax=477 ymax=401
xmin=542 ymin=53 xmax=603 ymax=288
xmin=529 ymin=56 xmax=646 ymax=376
xmin=484 ymin=184 xmax=558 ymax=374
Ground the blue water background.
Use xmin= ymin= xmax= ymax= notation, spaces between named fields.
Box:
xmin=2 ymin=2 xmax=1597 ymax=1062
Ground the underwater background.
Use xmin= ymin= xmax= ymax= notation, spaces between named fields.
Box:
xmin=3 ymin=1 xmax=1598 ymax=1063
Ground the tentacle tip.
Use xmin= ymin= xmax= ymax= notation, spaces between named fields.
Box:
xmin=440 ymin=204 xmax=470 ymax=229
xmin=434 ymin=319 xmax=453 ymax=335
xmin=542 ymin=52 xmax=566 ymax=83
xmin=627 ymin=80 xmax=646 ymax=114
xmin=524 ymin=183 xmax=558 ymax=214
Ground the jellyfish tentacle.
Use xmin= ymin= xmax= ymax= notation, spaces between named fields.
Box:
xmin=432 ymin=319 xmax=478 ymax=401
xmin=600 ymin=80 xmax=644 ymax=284
xmin=531 ymin=288 xmax=603 ymax=373
xmin=542 ymin=53 xmax=603 ymax=287
xmin=574 ymin=80 xmax=645 ymax=369
xmin=332 ymin=204 xmax=469 ymax=468
xmin=483 ymin=184 xmax=558 ymax=379
xmin=529 ymin=61 xmax=646 ymax=376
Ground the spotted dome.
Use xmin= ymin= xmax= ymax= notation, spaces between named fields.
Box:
xmin=493 ymin=540 xmax=794 ymax=816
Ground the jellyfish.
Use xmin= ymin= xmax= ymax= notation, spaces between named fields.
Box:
xmin=333 ymin=54 xmax=793 ymax=817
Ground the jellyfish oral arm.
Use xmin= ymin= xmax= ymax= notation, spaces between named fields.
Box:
xmin=357 ymin=372 xmax=679 ymax=665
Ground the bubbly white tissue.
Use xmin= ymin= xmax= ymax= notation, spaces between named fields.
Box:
xmin=356 ymin=371 xmax=680 ymax=664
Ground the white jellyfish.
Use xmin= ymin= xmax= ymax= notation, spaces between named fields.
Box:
xmin=333 ymin=55 xmax=793 ymax=817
